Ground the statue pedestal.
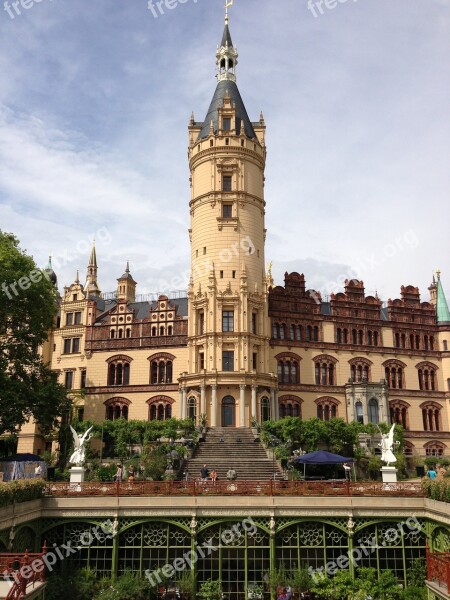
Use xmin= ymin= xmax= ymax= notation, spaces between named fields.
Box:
xmin=381 ymin=466 xmax=398 ymax=484
xmin=70 ymin=466 xmax=86 ymax=484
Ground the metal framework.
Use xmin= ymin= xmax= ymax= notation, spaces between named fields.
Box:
xmin=0 ymin=515 xmax=444 ymax=599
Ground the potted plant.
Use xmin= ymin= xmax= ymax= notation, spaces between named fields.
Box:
xmin=197 ymin=578 xmax=223 ymax=600
xmin=176 ymin=571 xmax=196 ymax=600
xmin=199 ymin=413 xmax=207 ymax=434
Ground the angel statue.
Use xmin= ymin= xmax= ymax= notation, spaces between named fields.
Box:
xmin=377 ymin=423 xmax=397 ymax=466
xmin=69 ymin=426 xmax=93 ymax=466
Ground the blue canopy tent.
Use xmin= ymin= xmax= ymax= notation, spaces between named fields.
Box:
xmin=0 ymin=453 xmax=47 ymax=482
xmin=294 ymin=450 xmax=354 ymax=480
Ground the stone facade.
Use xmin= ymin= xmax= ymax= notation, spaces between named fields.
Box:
xmin=17 ymin=19 xmax=450 ymax=460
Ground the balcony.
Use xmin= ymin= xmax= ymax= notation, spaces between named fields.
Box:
xmin=427 ymin=548 xmax=450 ymax=599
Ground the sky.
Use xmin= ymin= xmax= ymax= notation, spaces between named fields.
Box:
xmin=0 ymin=0 xmax=449 ymax=305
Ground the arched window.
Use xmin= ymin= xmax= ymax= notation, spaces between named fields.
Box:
xmin=118 ymin=329 xmax=123 ymax=339
xmin=296 ymin=325 xmax=302 ymax=341
xmin=277 ymin=360 xmax=300 ymax=384
xmin=147 ymin=396 xmax=175 ymax=422
xmin=110 ymin=329 xmax=115 ymax=339
xmin=383 ymin=360 xmax=406 ymax=389
xmin=349 ymin=358 xmax=373 ymax=383
xmin=160 ymin=326 xmax=165 ymax=336
xmin=290 ymin=325 xmax=295 ymax=341
xmin=316 ymin=397 xmax=339 ymax=421
xmin=187 ymin=397 xmax=197 ymax=421
xmin=358 ymin=330 xmax=364 ymax=345
xmin=343 ymin=329 xmax=348 ymax=344
xmin=417 ymin=362 xmax=438 ymax=391
xmin=152 ymin=326 xmax=157 ymax=336
xmin=313 ymin=355 xmax=337 ymax=385
xmin=148 ymin=354 xmax=176 ymax=385
xmin=105 ymin=397 xmax=130 ymax=421
xmin=355 ymin=401 xmax=363 ymax=424
xmin=272 ymin=323 xmax=279 ymax=339
xmin=261 ymin=397 xmax=271 ymax=422
xmin=107 ymin=356 xmax=132 ymax=386
xmin=306 ymin=326 xmax=312 ymax=342
xmin=421 ymin=402 xmax=442 ymax=432
xmin=126 ymin=328 xmax=131 ymax=338
xmin=390 ymin=401 xmax=409 ymax=430
xmin=279 ymin=396 xmax=302 ymax=420
xmin=424 ymin=442 xmax=446 ymax=457
xmin=352 ymin=329 xmax=357 ymax=345
xmin=337 ymin=328 xmax=342 ymax=344
xmin=368 ymin=398 xmax=379 ymax=424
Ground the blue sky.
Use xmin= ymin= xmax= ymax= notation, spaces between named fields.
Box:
xmin=0 ymin=0 xmax=449 ymax=304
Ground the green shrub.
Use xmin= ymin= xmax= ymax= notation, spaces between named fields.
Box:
xmin=0 ymin=479 xmax=46 ymax=507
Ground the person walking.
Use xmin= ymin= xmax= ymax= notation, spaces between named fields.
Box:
xmin=427 ymin=466 xmax=437 ymax=480
xmin=115 ymin=464 xmax=123 ymax=482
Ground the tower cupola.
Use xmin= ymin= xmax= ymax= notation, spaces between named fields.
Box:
xmin=216 ymin=7 xmax=238 ymax=83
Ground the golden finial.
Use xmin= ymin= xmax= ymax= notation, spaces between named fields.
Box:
xmin=225 ymin=0 xmax=233 ymax=24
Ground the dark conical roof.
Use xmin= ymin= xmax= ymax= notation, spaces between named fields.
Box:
xmin=221 ymin=23 xmax=233 ymax=48
xmin=197 ymin=79 xmax=256 ymax=140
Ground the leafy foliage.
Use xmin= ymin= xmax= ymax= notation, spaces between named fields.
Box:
xmin=0 ymin=479 xmax=46 ymax=507
xmin=0 ymin=231 xmax=70 ymax=435
xmin=197 ymin=578 xmax=223 ymax=600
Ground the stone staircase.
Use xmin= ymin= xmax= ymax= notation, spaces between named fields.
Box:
xmin=185 ymin=427 xmax=284 ymax=481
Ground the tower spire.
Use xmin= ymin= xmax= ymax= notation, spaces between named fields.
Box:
xmin=225 ymin=0 xmax=233 ymax=25
xmin=84 ymin=240 xmax=101 ymax=297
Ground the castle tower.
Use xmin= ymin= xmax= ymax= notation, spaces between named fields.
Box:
xmin=117 ymin=262 xmax=136 ymax=303
xmin=180 ymin=12 xmax=276 ymax=428
xmin=84 ymin=242 xmax=101 ymax=297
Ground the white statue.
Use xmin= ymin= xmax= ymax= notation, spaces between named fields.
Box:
xmin=378 ymin=424 xmax=397 ymax=466
xmin=69 ymin=426 xmax=93 ymax=466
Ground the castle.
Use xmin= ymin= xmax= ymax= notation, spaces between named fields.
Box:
xmin=19 ymin=13 xmax=450 ymax=460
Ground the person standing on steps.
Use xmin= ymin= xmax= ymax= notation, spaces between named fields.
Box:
xmin=200 ymin=464 xmax=209 ymax=482
xmin=210 ymin=469 xmax=218 ymax=485
xmin=227 ymin=467 xmax=237 ymax=481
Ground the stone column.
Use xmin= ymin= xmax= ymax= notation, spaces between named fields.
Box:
xmin=251 ymin=386 xmax=257 ymax=420
xmin=200 ymin=386 xmax=206 ymax=416
xmin=240 ymin=384 xmax=246 ymax=427
xmin=270 ymin=388 xmax=276 ymax=421
xmin=180 ymin=388 xmax=186 ymax=420
xmin=211 ymin=385 xmax=217 ymax=427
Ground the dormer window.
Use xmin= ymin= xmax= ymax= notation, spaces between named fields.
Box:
xmin=223 ymin=117 xmax=231 ymax=131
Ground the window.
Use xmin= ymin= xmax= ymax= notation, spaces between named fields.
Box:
xmin=198 ymin=311 xmax=205 ymax=335
xmin=222 ymin=203 xmax=232 ymax=218
xmin=383 ymin=360 xmax=405 ymax=389
xmin=252 ymin=313 xmax=257 ymax=334
xmin=63 ymin=338 xmax=80 ymax=354
xmin=74 ymin=312 xmax=82 ymax=325
xmin=368 ymin=398 xmax=379 ymax=424
xmin=108 ymin=358 xmax=131 ymax=386
xmin=222 ymin=175 xmax=232 ymax=192
xmin=232 ymin=270 xmax=236 ymax=279
xmin=279 ymin=396 xmax=301 ymax=419
xmin=417 ymin=363 xmax=438 ymax=391
xmin=80 ymin=370 xmax=86 ymax=389
xmin=261 ymin=397 xmax=271 ymax=422
xmin=424 ymin=442 xmax=446 ymax=457
xmin=187 ymin=397 xmax=197 ymax=420
xmin=390 ymin=401 xmax=409 ymax=430
xmin=222 ymin=310 xmax=234 ymax=332
xmin=252 ymin=352 xmax=257 ymax=370
xmin=444 ymin=340 xmax=448 ymax=351
xmin=350 ymin=359 xmax=372 ymax=383
xmin=148 ymin=397 xmax=173 ymax=421
xmin=421 ymin=402 xmax=442 ymax=432
xmin=65 ymin=371 xmax=74 ymax=389
xmin=313 ymin=356 xmax=337 ymax=385
xmin=222 ymin=351 xmax=234 ymax=372
xmin=223 ymin=117 xmax=231 ymax=131
xmin=72 ymin=294 xmax=78 ymax=301
xmin=199 ymin=352 xmax=205 ymax=370
xmin=105 ymin=398 xmax=130 ymax=421
xmin=150 ymin=359 xmax=173 ymax=384
xmin=77 ymin=408 xmax=84 ymax=422
xmin=277 ymin=359 xmax=299 ymax=384
xmin=66 ymin=312 xmax=73 ymax=326
xmin=220 ymin=271 xmax=224 ymax=279
xmin=316 ymin=397 xmax=338 ymax=421
xmin=355 ymin=401 xmax=363 ymax=424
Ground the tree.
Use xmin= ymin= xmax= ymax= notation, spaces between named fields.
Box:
xmin=0 ymin=231 xmax=69 ymax=435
